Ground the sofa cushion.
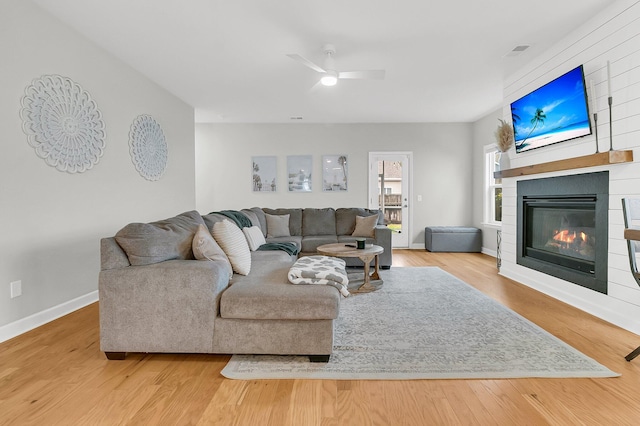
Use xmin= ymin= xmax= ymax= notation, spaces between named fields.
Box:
xmin=221 ymin=255 xmax=340 ymax=321
xmin=352 ymin=214 xmax=379 ymax=238
xmin=248 ymin=207 xmax=267 ymax=236
xmin=265 ymin=235 xmax=302 ymax=250
xmin=301 ymin=235 xmax=339 ymax=253
xmin=115 ymin=210 xmax=205 ymax=266
xmin=263 ymin=208 xmax=302 ymax=236
xmin=241 ymin=209 xmax=261 ymax=230
xmin=192 ymin=224 xmax=233 ymax=278
xmin=242 ymin=225 xmax=266 ymax=251
xmin=302 ymin=208 xmax=336 ymax=236
xmin=265 ymin=213 xmax=291 ymax=238
xmin=201 ymin=212 xmax=228 ymax=231
xmin=212 ymin=220 xmax=251 ymax=275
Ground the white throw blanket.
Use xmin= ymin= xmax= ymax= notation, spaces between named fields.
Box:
xmin=288 ymin=255 xmax=350 ymax=297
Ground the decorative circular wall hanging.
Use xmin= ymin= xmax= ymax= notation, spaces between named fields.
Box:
xmin=128 ymin=114 xmax=167 ymax=181
xmin=20 ymin=75 xmax=106 ymax=173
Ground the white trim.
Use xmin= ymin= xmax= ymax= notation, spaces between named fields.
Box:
xmin=407 ymin=243 xmax=497 ymax=258
xmin=481 ymin=222 xmax=502 ymax=230
xmin=368 ymin=151 xmax=413 ymax=249
xmin=0 ymin=291 xmax=98 ymax=343
xmin=483 ymin=144 xmax=503 ymax=225
xmin=482 ymin=247 xmax=497 ymax=258
xmin=499 ymin=265 xmax=640 ymax=335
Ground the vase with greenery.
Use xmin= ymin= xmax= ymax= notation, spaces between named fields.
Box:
xmin=495 ymin=119 xmax=514 ymax=171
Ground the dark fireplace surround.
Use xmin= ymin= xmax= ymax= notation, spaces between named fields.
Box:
xmin=517 ymin=171 xmax=609 ymax=294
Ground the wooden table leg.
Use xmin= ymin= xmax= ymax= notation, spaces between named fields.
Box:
xmin=356 ymin=254 xmax=382 ymax=293
xmin=361 ymin=254 xmax=372 ymax=287
xmin=371 ymin=254 xmax=381 ymax=280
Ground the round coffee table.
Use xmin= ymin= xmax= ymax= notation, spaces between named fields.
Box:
xmin=317 ymin=243 xmax=384 ymax=293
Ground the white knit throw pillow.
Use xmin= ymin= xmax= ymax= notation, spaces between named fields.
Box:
xmin=212 ymin=220 xmax=251 ymax=275
xmin=242 ymin=225 xmax=266 ymax=251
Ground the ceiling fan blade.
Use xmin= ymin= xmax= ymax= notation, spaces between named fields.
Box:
xmin=339 ymin=70 xmax=386 ymax=80
xmin=286 ymin=54 xmax=326 ymax=74
xmin=309 ymin=80 xmax=324 ymax=93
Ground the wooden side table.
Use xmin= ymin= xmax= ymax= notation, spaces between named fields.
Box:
xmin=317 ymin=243 xmax=384 ymax=293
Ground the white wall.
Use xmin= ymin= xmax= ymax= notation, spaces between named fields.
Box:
xmin=196 ymin=123 xmax=473 ymax=247
xmin=0 ymin=0 xmax=195 ymax=339
xmin=499 ymin=0 xmax=640 ymax=334
xmin=472 ymin=108 xmax=503 ymax=255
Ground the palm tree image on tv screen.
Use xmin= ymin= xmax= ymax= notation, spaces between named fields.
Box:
xmin=511 ymin=65 xmax=592 ymax=154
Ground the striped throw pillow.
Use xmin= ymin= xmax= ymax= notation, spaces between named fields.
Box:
xmin=212 ymin=220 xmax=251 ymax=275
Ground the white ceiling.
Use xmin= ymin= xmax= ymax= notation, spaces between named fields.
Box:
xmin=33 ymin=0 xmax=611 ymax=124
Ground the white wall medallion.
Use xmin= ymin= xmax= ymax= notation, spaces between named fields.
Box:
xmin=128 ymin=114 xmax=167 ymax=181
xmin=20 ymin=75 xmax=106 ymax=173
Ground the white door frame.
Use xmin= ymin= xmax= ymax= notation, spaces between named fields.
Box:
xmin=368 ymin=151 xmax=413 ymax=248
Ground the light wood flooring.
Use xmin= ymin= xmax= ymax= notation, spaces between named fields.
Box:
xmin=2 ymin=250 xmax=640 ymax=425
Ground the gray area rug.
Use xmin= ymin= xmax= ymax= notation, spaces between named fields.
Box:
xmin=221 ymin=267 xmax=619 ymax=380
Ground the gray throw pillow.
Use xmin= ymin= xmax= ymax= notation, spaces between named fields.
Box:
xmin=266 ymin=213 xmax=291 ymax=238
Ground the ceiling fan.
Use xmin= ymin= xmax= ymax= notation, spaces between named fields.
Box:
xmin=287 ymin=44 xmax=385 ymax=87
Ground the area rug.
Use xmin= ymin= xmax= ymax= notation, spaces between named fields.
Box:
xmin=221 ymin=267 xmax=619 ymax=380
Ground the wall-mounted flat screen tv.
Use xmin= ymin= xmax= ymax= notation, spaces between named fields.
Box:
xmin=511 ymin=65 xmax=592 ymax=154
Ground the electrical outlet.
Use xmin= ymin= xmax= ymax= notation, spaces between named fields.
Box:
xmin=10 ymin=280 xmax=22 ymax=298
xmin=417 ymin=195 xmax=422 ymax=202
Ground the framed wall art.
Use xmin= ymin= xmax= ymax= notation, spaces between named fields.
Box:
xmin=323 ymin=155 xmax=348 ymax=191
xmin=252 ymin=156 xmax=277 ymax=192
xmin=287 ymin=155 xmax=312 ymax=192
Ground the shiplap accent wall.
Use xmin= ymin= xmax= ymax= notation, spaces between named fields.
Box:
xmin=499 ymin=0 xmax=640 ymax=334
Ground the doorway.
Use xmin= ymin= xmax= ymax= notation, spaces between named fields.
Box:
xmin=368 ymin=152 xmax=412 ymax=248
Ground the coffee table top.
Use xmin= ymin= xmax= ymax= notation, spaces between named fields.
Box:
xmin=317 ymin=243 xmax=383 ymax=258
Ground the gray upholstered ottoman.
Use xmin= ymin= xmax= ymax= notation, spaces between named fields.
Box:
xmin=424 ymin=226 xmax=482 ymax=252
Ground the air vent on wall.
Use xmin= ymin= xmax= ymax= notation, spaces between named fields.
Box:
xmin=504 ymin=45 xmax=531 ymax=57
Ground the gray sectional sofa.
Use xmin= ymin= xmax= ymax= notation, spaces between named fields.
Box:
xmin=227 ymin=207 xmax=392 ymax=268
xmin=99 ymin=207 xmax=392 ymax=361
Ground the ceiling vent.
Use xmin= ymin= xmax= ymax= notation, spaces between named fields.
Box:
xmin=504 ymin=45 xmax=531 ymax=57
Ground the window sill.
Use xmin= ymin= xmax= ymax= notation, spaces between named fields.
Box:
xmin=481 ymin=222 xmax=502 ymax=230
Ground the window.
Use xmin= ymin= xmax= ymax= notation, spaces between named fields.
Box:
xmin=484 ymin=145 xmax=502 ymax=224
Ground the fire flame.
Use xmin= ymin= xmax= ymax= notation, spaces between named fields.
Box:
xmin=553 ymin=230 xmax=587 ymax=244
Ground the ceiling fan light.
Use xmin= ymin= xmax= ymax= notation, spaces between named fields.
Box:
xmin=321 ymin=71 xmax=338 ymax=86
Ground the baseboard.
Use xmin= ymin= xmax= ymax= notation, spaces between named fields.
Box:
xmin=500 ymin=265 xmax=640 ymax=335
xmin=405 ymin=244 xmax=496 ymax=256
xmin=0 ymin=290 xmax=99 ymax=343
xmin=482 ymin=248 xmax=497 ymax=258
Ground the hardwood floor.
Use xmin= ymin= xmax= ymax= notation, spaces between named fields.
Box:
xmin=2 ymin=250 xmax=640 ymax=425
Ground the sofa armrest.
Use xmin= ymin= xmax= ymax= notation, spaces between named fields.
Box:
xmin=374 ymin=225 xmax=393 ymax=267
xmin=101 ymin=237 xmax=130 ymax=270
xmin=99 ymin=259 xmax=229 ymax=354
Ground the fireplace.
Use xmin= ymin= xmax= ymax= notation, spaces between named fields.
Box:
xmin=517 ymin=172 xmax=608 ymax=294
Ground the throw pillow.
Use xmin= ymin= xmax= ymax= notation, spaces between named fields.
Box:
xmin=212 ymin=220 xmax=251 ymax=275
xmin=192 ymin=224 xmax=233 ymax=278
xmin=352 ymin=214 xmax=378 ymax=238
xmin=242 ymin=225 xmax=266 ymax=251
xmin=266 ymin=213 xmax=291 ymax=238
